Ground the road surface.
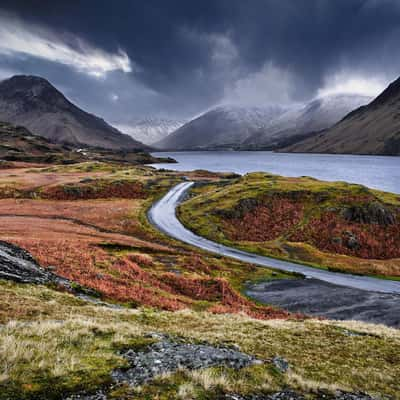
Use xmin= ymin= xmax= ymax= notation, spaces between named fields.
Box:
xmin=148 ymin=182 xmax=400 ymax=294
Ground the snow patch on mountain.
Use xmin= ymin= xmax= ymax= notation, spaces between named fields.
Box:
xmin=114 ymin=118 xmax=184 ymax=145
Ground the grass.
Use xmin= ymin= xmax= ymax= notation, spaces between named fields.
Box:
xmin=0 ymin=280 xmax=399 ymax=399
xmin=179 ymin=173 xmax=400 ymax=278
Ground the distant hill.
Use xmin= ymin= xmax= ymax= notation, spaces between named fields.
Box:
xmin=283 ymin=77 xmax=400 ymax=155
xmin=0 ymin=121 xmax=171 ymax=165
xmin=114 ymin=118 xmax=184 ymax=145
xmin=0 ymin=75 xmax=148 ymax=151
xmin=156 ymin=95 xmax=370 ymax=151
xmin=155 ymin=105 xmax=285 ymax=150
xmin=243 ymin=94 xmax=371 ymax=149
xmin=0 ymin=121 xmax=82 ymax=164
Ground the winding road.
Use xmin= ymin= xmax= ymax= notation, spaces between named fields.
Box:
xmin=148 ymin=182 xmax=400 ymax=295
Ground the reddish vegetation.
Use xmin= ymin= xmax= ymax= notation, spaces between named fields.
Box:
xmin=42 ymin=180 xmax=146 ymax=200
xmin=0 ymin=199 xmax=144 ymax=236
xmin=161 ymin=273 xmax=296 ymax=320
xmin=0 ymin=168 xmax=107 ymax=192
xmin=12 ymin=238 xmax=187 ymax=311
xmin=290 ymin=212 xmax=400 ymax=260
xmin=11 ymin=236 xmax=293 ymax=320
xmin=223 ymin=198 xmax=304 ymax=242
xmin=0 ymin=161 xmax=47 ymax=169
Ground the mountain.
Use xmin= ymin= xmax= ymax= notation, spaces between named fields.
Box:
xmin=156 ymin=95 xmax=370 ymax=151
xmin=283 ymin=77 xmax=400 ymax=155
xmin=155 ymin=105 xmax=285 ymax=150
xmin=114 ymin=118 xmax=184 ymax=145
xmin=0 ymin=75 xmax=148 ymax=150
xmin=243 ymin=94 xmax=372 ymax=149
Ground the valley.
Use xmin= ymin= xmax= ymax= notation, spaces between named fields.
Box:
xmin=1 ymin=160 xmax=400 ymax=400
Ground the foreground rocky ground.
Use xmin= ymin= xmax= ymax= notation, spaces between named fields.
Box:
xmin=0 ymin=161 xmax=399 ymax=399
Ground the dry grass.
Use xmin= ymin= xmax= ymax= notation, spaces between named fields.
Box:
xmin=0 ymin=281 xmax=399 ymax=399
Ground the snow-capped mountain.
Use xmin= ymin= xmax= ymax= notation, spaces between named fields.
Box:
xmin=114 ymin=118 xmax=184 ymax=145
xmin=156 ymin=94 xmax=372 ymax=150
xmin=244 ymin=93 xmax=373 ymax=148
xmin=283 ymin=77 xmax=400 ymax=155
xmin=155 ymin=105 xmax=286 ymax=150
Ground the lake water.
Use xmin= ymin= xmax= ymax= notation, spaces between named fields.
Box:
xmin=150 ymin=151 xmax=400 ymax=194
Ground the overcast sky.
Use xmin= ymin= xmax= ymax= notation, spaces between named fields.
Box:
xmin=0 ymin=0 xmax=400 ymax=125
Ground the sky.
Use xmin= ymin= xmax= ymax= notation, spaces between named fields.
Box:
xmin=0 ymin=0 xmax=400 ymax=126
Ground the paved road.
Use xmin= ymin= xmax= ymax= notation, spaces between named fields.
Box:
xmin=148 ymin=182 xmax=400 ymax=294
xmin=247 ymin=279 xmax=400 ymax=327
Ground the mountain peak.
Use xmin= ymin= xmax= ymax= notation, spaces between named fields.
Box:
xmin=0 ymin=74 xmax=54 ymax=91
xmin=0 ymin=75 xmax=147 ymax=150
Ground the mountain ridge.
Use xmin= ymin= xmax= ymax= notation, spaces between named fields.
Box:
xmin=0 ymin=75 xmax=148 ymax=150
xmin=283 ymin=76 xmax=400 ymax=155
xmin=156 ymin=94 xmax=371 ymax=151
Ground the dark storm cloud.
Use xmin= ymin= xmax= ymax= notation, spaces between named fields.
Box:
xmin=0 ymin=0 xmax=400 ymax=122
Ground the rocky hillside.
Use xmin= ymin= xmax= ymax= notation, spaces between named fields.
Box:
xmin=155 ymin=105 xmax=285 ymax=150
xmin=283 ymin=77 xmax=400 ymax=155
xmin=0 ymin=75 xmax=148 ymax=150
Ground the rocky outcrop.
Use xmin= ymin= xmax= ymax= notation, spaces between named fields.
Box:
xmin=342 ymin=202 xmax=396 ymax=226
xmin=112 ymin=333 xmax=259 ymax=387
xmin=0 ymin=241 xmax=56 ymax=284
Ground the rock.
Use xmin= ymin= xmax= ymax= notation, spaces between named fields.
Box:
xmin=0 ymin=241 xmax=55 ymax=284
xmin=342 ymin=202 xmax=396 ymax=226
xmin=64 ymin=391 xmax=107 ymax=400
xmin=343 ymin=231 xmax=360 ymax=250
xmin=272 ymin=356 xmax=289 ymax=373
xmin=225 ymin=392 xmax=304 ymax=400
xmin=112 ymin=335 xmax=259 ymax=387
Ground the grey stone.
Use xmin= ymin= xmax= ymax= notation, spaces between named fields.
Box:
xmin=112 ymin=335 xmax=259 ymax=387
xmin=272 ymin=356 xmax=289 ymax=373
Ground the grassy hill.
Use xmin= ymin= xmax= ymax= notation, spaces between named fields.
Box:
xmin=179 ymin=173 xmax=400 ymax=278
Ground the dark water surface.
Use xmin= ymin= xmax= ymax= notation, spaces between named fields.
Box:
xmin=151 ymin=151 xmax=400 ymax=193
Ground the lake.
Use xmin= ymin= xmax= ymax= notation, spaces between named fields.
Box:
xmin=150 ymin=151 xmax=400 ymax=194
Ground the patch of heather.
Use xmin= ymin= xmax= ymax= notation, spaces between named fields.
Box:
xmin=161 ymin=273 xmax=296 ymax=320
xmin=12 ymin=239 xmax=187 ymax=311
xmin=182 ymin=253 xmax=216 ymax=274
xmin=0 ymin=199 xmax=143 ymax=236
xmin=11 ymin=236 xmax=295 ymax=319
xmin=290 ymin=212 xmax=400 ymax=260
xmin=41 ymin=180 xmax=147 ymax=200
xmin=223 ymin=198 xmax=304 ymax=242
